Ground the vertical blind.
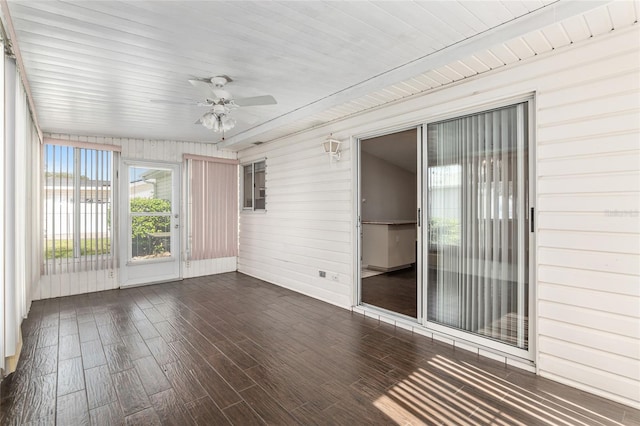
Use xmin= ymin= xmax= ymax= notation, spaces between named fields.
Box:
xmin=186 ymin=156 xmax=238 ymax=260
xmin=4 ymin=56 xmax=42 ymax=373
xmin=43 ymin=143 xmax=118 ymax=275
xmin=427 ymin=103 xmax=529 ymax=349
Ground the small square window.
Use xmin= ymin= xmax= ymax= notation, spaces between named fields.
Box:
xmin=242 ymin=160 xmax=266 ymax=211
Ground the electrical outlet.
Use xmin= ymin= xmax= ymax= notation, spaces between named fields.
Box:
xmin=331 ymin=274 xmax=339 ymax=282
xmin=319 ymin=271 xmax=326 ymax=278
xmin=185 ymin=261 xmax=191 ymax=268
xmin=108 ymin=270 xmax=114 ymax=278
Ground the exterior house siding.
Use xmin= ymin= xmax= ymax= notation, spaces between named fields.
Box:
xmin=239 ymin=145 xmax=354 ymax=307
xmin=238 ymin=26 xmax=640 ymax=408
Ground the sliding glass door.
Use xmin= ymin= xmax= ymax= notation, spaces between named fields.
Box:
xmin=425 ymin=102 xmax=531 ymax=352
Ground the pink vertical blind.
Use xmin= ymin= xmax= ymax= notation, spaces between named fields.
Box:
xmin=186 ymin=155 xmax=238 ymax=260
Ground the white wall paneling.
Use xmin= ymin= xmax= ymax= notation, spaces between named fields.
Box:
xmin=238 ymin=25 xmax=640 ymax=408
xmin=182 ymin=257 xmax=237 ymax=279
xmin=239 ymin=131 xmax=354 ymax=307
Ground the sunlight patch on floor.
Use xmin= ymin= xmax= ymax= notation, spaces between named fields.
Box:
xmin=373 ymin=356 xmax=625 ymax=425
xmin=429 ymin=356 xmax=604 ymax=426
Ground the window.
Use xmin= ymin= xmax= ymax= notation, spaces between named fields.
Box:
xmin=242 ymin=160 xmax=266 ymax=211
xmin=43 ymin=144 xmax=117 ymax=274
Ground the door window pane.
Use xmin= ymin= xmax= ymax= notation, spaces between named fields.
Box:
xmin=129 ymin=167 xmax=173 ymax=261
xmin=130 ymin=215 xmax=171 ymax=260
xmin=427 ymin=103 xmax=529 ymax=349
xmin=129 ymin=167 xmax=172 ymax=209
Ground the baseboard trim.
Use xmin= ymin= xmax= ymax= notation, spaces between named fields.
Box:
xmin=4 ymin=330 xmax=23 ymax=375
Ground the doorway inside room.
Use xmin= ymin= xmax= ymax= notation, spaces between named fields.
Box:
xmin=359 ymin=128 xmax=419 ymax=318
xmin=119 ymin=160 xmax=181 ymax=287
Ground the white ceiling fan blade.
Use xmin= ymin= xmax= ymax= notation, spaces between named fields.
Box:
xmin=234 ymin=95 xmax=277 ymax=107
xmin=149 ymin=99 xmax=211 ymax=107
xmin=150 ymin=99 xmax=192 ymax=105
xmin=188 ymin=78 xmax=215 ymax=97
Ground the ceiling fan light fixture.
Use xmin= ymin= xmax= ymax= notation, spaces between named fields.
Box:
xmin=213 ymin=104 xmax=227 ymax=114
xmin=220 ymin=115 xmax=236 ymax=132
xmin=200 ymin=109 xmax=235 ymax=133
xmin=200 ymin=111 xmax=216 ymax=129
xmin=185 ymin=75 xmax=274 ymax=134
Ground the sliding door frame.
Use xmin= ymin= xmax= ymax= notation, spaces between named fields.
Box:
xmin=351 ymin=94 xmax=536 ymax=364
xmin=416 ymin=126 xmax=424 ymax=322
xmin=420 ymin=96 xmax=536 ymax=360
xmin=353 ymin=125 xmax=423 ymax=320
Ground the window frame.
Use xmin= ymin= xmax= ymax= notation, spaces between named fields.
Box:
xmin=42 ymin=142 xmax=119 ymax=275
xmin=241 ymin=159 xmax=267 ymax=212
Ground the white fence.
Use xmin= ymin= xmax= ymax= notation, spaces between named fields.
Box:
xmin=44 ymin=200 xmax=110 ymax=239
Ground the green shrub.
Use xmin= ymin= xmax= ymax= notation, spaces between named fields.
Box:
xmin=429 ymin=217 xmax=460 ymax=246
xmin=130 ymin=198 xmax=171 ymax=257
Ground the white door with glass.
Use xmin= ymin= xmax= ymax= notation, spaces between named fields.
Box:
xmin=120 ymin=161 xmax=181 ymax=287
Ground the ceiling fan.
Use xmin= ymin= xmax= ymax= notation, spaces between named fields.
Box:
xmin=151 ymin=75 xmax=277 ymax=134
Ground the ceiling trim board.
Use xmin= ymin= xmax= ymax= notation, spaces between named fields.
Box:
xmin=0 ymin=0 xmax=42 ymax=142
xmin=219 ymin=0 xmax=611 ymax=148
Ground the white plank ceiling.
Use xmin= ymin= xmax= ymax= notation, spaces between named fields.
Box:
xmin=4 ymin=0 xmax=635 ymax=149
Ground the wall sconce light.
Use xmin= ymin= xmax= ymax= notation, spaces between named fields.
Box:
xmin=323 ymin=136 xmax=341 ymax=161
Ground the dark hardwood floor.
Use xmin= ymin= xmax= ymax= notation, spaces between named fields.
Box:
xmin=362 ymin=267 xmax=417 ymax=318
xmin=1 ymin=272 xmax=637 ymax=425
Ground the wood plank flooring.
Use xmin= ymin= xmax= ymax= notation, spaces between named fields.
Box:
xmin=362 ymin=267 xmax=417 ymax=318
xmin=1 ymin=272 xmax=637 ymax=425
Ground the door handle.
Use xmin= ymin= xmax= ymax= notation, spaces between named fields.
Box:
xmin=530 ymin=207 xmax=534 ymax=233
